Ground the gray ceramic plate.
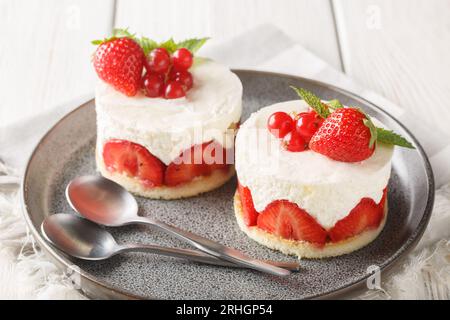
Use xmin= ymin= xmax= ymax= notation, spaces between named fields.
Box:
xmin=22 ymin=70 xmax=434 ymax=300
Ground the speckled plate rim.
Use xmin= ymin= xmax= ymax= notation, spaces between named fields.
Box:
xmin=21 ymin=69 xmax=435 ymax=300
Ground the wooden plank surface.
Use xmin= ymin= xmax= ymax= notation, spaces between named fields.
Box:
xmin=0 ymin=0 xmax=115 ymax=127
xmin=2 ymin=0 xmax=450 ymax=135
xmin=114 ymin=0 xmax=342 ymax=70
xmin=332 ymin=0 xmax=450 ymax=132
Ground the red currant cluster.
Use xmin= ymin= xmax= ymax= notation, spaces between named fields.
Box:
xmin=267 ymin=110 xmax=324 ymax=152
xmin=142 ymin=47 xmax=194 ymax=99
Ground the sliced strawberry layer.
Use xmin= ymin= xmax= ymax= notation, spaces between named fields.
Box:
xmin=165 ymin=141 xmax=231 ymax=187
xmin=237 ymin=182 xmax=258 ymax=226
xmin=257 ymin=200 xmax=327 ymax=246
xmin=329 ymin=188 xmax=387 ymax=242
xmin=164 ymin=162 xmax=205 ymax=187
xmin=103 ymin=139 xmax=232 ymax=188
xmin=103 ymin=139 xmax=165 ymax=187
xmin=237 ymin=185 xmax=387 ymax=245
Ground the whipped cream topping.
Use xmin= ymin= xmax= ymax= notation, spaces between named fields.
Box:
xmin=96 ymin=59 xmax=242 ymax=165
xmin=235 ymin=100 xmax=393 ymax=229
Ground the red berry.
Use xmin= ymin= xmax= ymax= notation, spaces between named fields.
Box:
xmin=283 ymin=130 xmax=307 ymax=152
xmin=309 ymin=108 xmax=375 ymax=162
xmin=295 ymin=111 xmax=324 ymax=143
xmin=93 ymin=38 xmax=144 ymax=97
xmin=146 ymin=47 xmax=170 ymax=74
xmin=172 ymin=48 xmax=193 ymax=70
xmin=165 ymin=81 xmax=186 ymax=99
xmin=169 ymin=70 xmax=193 ymax=90
xmin=257 ymin=200 xmax=327 ymax=246
xmin=329 ymin=188 xmax=387 ymax=242
xmin=267 ymin=112 xmax=294 ymax=138
xmin=142 ymin=73 xmax=164 ymax=97
xmin=103 ymin=139 xmax=165 ymax=188
xmin=237 ymin=182 xmax=259 ymax=226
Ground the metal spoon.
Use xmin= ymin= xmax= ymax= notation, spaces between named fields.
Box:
xmin=42 ymin=213 xmax=300 ymax=271
xmin=66 ymin=175 xmax=291 ymax=276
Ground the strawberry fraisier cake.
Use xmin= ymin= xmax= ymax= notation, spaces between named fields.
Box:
xmin=234 ymin=87 xmax=414 ymax=258
xmin=92 ymin=30 xmax=242 ymax=199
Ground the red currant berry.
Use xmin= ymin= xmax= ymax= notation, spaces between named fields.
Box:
xmin=169 ymin=70 xmax=193 ymax=90
xmin=172 ymin=48 xmax=193 ymax=70
xmin=146 ymin=47 xmax=171 ymax=74
xmin=142 ymin=73 xmax=164 ymax=98
xmin=164 ymin=81 xmax=186 ymax=99
xmin=267 ymin=112 xmax=294 ymax=138
xmin=283 ymin=131 xmax=307 ymax=152
xmin=295 ymin=111 xmax=324 ymax=143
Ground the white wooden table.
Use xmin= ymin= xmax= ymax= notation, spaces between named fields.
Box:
xmin=1 ymin=0 xmax=450 ymax=130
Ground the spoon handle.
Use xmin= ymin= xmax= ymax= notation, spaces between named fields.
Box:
xmin=117 ymin=243 xmax=300 ymax=271
xmin=133 ymin=217 xmax=291 ymax=276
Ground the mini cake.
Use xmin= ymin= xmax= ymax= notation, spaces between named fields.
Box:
xmin=92 ymin=30 xmax=242 ymax=199
xmin=234 ymin=87 xmax=414 ymax=258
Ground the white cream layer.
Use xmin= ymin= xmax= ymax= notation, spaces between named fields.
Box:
xmin=235 ymin=100 xmax=393 ymax=229
xmin=95 ymin=59 xmax=243 ymax=165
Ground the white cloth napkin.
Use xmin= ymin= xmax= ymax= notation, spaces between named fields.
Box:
xmin=0 ymin=24 xmax=449 ymax=299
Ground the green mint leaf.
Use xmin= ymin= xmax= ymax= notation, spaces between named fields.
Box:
xmin=91 ymin=28 xmax=135 ymax=46
xmin=363 ymin=118 xmax=378 ymax=148
xmin=112 ymin=28 xmax=135 ymax=39
xmin=94 ymin=28 xmax=210 ymax=55
xmin=139 ymin=37 xmax=158 ymax=55
xmin=360 ymin=108 xmax=414 ymax=149
xmin=177 ymin=37 xmax=210 ymax=53
xmin=358 ymin=108 xmax=377 ymax=148
xmin=159 ymin=38 xmax=178 ymax=53
xmin=376 ymin=127 xmax=415 ymax=149
xmin=328 ymin=99 xmax=344 ymax=109
xmin=290 ymin=86 xmax=330 ymax=119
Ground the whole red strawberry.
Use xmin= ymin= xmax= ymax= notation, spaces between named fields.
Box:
xmin=93 ymin=37 xmax=144 ymax=96
xmin=309 ymin=108 xmax=375 ymax=162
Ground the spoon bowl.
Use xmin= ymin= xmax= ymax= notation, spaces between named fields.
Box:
xmin=42 ymin=213 xmax=118 ymax=260
xmin=66 ymin=175 xmax=138 ymax=226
